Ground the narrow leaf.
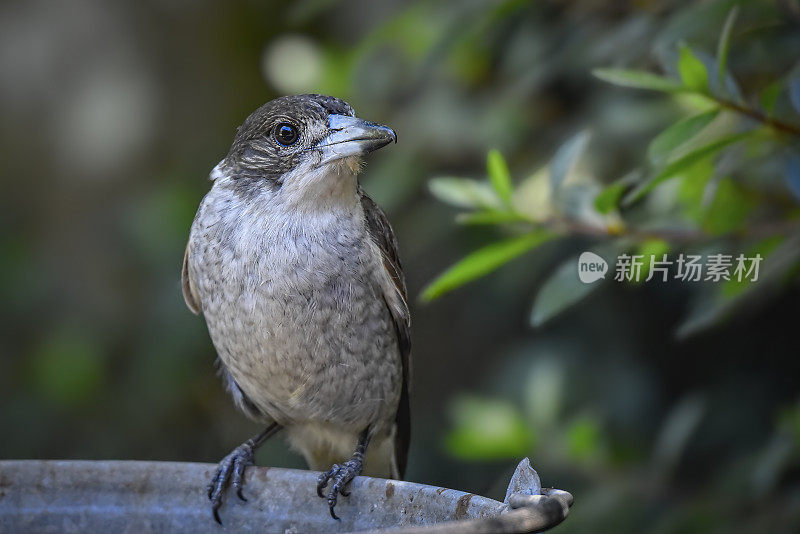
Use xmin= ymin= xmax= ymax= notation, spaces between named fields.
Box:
xmin=592 ymin=68 xmax=683 ymax=92
xmin=638 ymin=239 xmax=671 ymax=284
xmin=421 ymin=231 xmax=555 ymax=301
xmin=531 ymin=254 xmax=605 ymax=327
xmin=652 ymin=396 xmax=706 ymax=475
xmin=550 ymin=130 xmax=590 ymax=191
xmin=593 ymin=170 xmax=641 ymax=214
xmin=487 ymin=149 xmax=513 ymax=204
xmin=456 ymin=210 xmax=529 ymax=225
xmin=722 ymin=236 xmax=783 ymax=298
xmin=678 ymin=45 xmax=709 ymax=92
xmin=676 ymin=158 xmax=714 ymax=222
xmin=624 ymin=131 xmax=753 ymax=205
xmin=716 ymin=6 xmax=739 ymax=91
xmin=759 ymin=81 xmax=781 ymax=117
xmin=428 ymin=177 xmax=502 ymax=209
xmin=647 ymin=109 xmax=719 ymax=164
xmin=594 ymin=182 xmax=626 ymax=214
xmin=702 ymin=178 xmax=754 ymax=235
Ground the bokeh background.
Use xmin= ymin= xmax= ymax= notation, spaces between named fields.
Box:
xmin=2 ymin=0 xmax=799 ymax=532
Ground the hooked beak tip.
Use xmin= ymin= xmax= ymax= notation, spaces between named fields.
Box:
xmin=324 ymin=114 xmax=397 ymax=156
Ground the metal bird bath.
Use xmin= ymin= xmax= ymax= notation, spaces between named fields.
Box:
xmin=0 ymin=458 xmax=572 ymax=533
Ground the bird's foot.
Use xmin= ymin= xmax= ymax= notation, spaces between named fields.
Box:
xmin=207 ymin=441 xmax=256 ymax=524
xmin=316 ymin=457 xmax=363 ymax=520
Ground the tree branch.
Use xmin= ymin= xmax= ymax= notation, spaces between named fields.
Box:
xmin=543 ymin=218 xmax=800 ymax=244
xmin=716 ymin=98 xmax=800 ymax=138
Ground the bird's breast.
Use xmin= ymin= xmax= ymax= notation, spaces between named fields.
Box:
xmin=188 ymin=188 xmax=402 ymax=429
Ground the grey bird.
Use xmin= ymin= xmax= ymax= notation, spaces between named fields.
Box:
xmin=181 ymin=94 xmax=410 ymax=522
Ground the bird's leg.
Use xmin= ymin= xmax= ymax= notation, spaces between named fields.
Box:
xmin=316 ymin=427 xmax=371 ymax=520
xmin=208 ymin=422 xmax=281 ymax=524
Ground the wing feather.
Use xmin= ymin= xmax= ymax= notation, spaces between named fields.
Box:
xmin=182 ymin=244 xmax=202 ymax=315
xmin=360 ymin=189 xmax=411 ymax=479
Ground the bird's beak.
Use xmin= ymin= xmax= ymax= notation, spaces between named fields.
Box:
xmin=317 ymin=114 xmax=397 ymax=165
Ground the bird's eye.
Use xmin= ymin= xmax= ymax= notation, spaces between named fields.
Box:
xmin=274 ymin=123 xmax=299 ymax=146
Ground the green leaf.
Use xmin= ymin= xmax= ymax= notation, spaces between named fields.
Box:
xmin=445 ymin=396 xmax=535 ymax=460
xmin=487 ymin=149 xmax=513 ymax=204
xmin=678 ymin=45 xmax=709 ymax=92
xmin=421 ymin=231 xmax=555 ymax=301
xmin=716 ymin=6 xmax=739 ymax=91
xmin=428 ymin=177 xmax=503 ymax=209
xmin=721 ymin=236 xmax=783 ymax=298
xmin=550 ymin=130 xmax=591 ymax=191
xmin=676 ymin=158 xmax=714 ymax=222
xmin=638 ymin=238 xmax=670 ymax=258
xmin=455 ymin=210 xmax=529 ymax=225
xmin=593 ymin=170 xmax=641 ymax=214
xmin=647 ymin=109 xmax=719 ymax=165
xmin=702 ymin=178 xmax=754 ymax=235
xmin=566 ymin=415 xmax=605 ymax=463
xmin=624 ymin=130 xmax=753 ymax=204
xmin=760 ymin=81 xmax=781 ymax=117
xmin=531 ymin=254 xmax=605 ymax=327
xmin=592 ymin=68 xmax=683 ymax=92
xmin=636 ymin=239 xmax=670 ymax=283
xmin=672 ymin=92 xmax=719 ymax=114
xmin=778 ymin=400 xmax=800 ymax=446
xmin=594 ymin=182 xmax=626 ymax=214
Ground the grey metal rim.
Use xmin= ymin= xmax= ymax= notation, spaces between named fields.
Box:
xmin=0 ymin=459 xmax=572 ymax=533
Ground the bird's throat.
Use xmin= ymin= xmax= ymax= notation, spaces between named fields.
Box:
xmin=277 ymin=157 xmax=361 ymax=213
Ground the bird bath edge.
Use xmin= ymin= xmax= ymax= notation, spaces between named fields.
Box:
xmin=0 ymin=459 xmax=572 ymax=533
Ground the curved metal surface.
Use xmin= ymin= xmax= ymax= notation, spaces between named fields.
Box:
xmin=0 ymin=460 xmax=572 ymax=533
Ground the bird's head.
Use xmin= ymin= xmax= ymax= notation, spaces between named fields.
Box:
xmin=212 ymin=94 xmax=396 ymax=207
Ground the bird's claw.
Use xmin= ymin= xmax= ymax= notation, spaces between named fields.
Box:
xmin=316 ymin=458 xmax=362 ymax=520
xmin=207 ymin=442 xmax=255 ymax=524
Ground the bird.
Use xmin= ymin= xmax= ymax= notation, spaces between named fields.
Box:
xmin=181 ymin=94 xmax=410 ymax=523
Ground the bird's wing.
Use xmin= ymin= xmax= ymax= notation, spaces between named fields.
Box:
xmin=359 ymin=188 xmax=411 ymax=480
xmin=182 ymin=243 xmax=202 ymax=315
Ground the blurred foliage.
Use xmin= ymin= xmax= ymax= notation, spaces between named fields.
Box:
xmin=425 ymin=5 xmax=800 ymax=334
xmin=445 ymin=395 xmax=535 ymax=461
xmin=1 ymin=0 xmax=800 ymax=533
xmin=421 ymin=0 xmax=800 ymax=532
